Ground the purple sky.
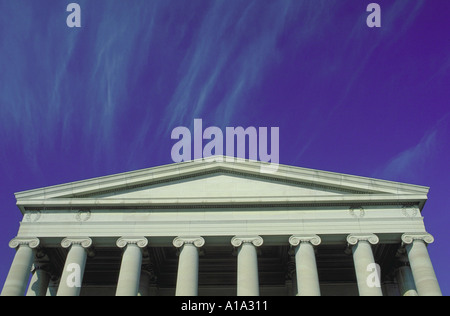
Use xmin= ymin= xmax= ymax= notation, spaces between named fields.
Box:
xmin=0 ymin=0 xmax=449 ymax=295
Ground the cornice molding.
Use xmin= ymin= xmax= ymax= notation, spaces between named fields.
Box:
xmin=17 ymin=195 xmax=427 ymax=212
xmin=14 ymin=157 xmax=430 ymax=203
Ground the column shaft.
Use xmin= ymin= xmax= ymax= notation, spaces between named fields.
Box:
xmin=289 ymin=235 xmax=321 ymax=296
xmin=116 ymin=244 xmax=143 ymax=296
xmin=173 ymin=237 xmax=204 ymax=296
xmin=352 ymin=241 xmax=382 ymax=296
xmin=176 ymin=244 xmax=199 ymax=296
xmin=406 ymin=240 xmax=442 ymax=296
xmin=232 ymin=236 xmax=263 ymax=297
xmin=1 ymin=239 xmax=39 ymax=296
xmin=57 ymin=238 xmax=92 ymax=296
xmin=347 ymin=234 xmax=382 ymax=296
xmin=57 ymin=245 xmax=87 ymax=296
xmin=237 ymin=243 xmax=259 ymax=296
xmin=115 ymin=237 xmax=148 ymax=296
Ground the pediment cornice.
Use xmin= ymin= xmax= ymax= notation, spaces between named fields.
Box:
xmin=15 ymin=157 xmax=429 ymax=212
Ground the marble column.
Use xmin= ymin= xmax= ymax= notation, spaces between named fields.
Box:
xmin=347 ymin=234 xmax=383 ymax=296
xmin=57 ymin=237 xmax=93 ymax=296
xmin=116 ymin=237 xmax=148 ymax=296
xmin=289 ymin=235 xmax=321 ymax=296
xmin=173 ymin=236 xmax=205 ymax=296
xmin=1 ymin=238 xmax=40 ymax=296
xmin=401 ymin=233 xmax=442 ymax=296
xmin=26 ymin=262 xmax=51 ymax=296
xmin=231 ymin=236 xmax=263 ymax=296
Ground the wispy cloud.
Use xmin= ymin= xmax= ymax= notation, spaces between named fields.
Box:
xmin=0 ymin=1 xmax=157 ymax=171
xmin=373 ymin=113 xmax=450 ymax=183
xmin=156 ymin=0 xmax=309 ymax=135
xmin=0 ymin=0 xmax=439 ymax=176
xmin=292 ymin=0 xmax=426 ymax=162
xmin=82 ymin=2 xmax=155 ymax=162
xmin=0 ymin=1 xmax=75 ymax=174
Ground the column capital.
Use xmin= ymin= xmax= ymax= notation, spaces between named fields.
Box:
xmin=231 ymin=236 xmax=263 ymax=248
xmin=8 ymin=237 xmax=40 ymax=250
xmin=61 ymin=237 xmax=93 ymax=249
xmin=347 ymin=233 xmax=379 ymax=246
xmin=173 ymin=236 xmax=205 ymax=248
xmin=401 ymin=233 xmax=434 ymax=246
xmin=116 ymin=237 xmax=148 ymax=249
xmin=289 ymin=235 xmax=321 ymax=247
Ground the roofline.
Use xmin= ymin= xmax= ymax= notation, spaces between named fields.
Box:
xmin=14 ymin=156 xmax=430 ymax=201
xmin=16 ymin=194 xmax=428 ymax=211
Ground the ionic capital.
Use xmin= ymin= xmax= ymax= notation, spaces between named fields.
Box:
xmin=347 ymin=233 xmax=379 ymax=246
xmin=8 ymin=237 xmax=40 ymax=250
xmin=116 ymin=237 xmax=148 ymax=249
xmin=231 ymin=236 xmax=264 ymax=248
xmin=289 ymin=235 xmax=321 ymax=247
xmin=173 ymin=236 xmax=205 ymax=248
xmin=401 ymin=233 xmax=434 ymax=247
xmin=61 ymin=237 xmax=93 ymax=249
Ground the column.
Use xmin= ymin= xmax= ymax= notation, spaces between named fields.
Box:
xmin=173 ymin=236 xmax=205 ymax=296
xmin=26 ymin=262 xmax=51 ymax=296
xmin=115 ymin=237 xmax=148 ymax=296
xmin=231 ymin=236 xmax=263 ymax=296
xmin=401 ymin=233 xmax=442 ymax=296
xmin=57 ymin=237 xmax=93 ymax=296
xmin=347 ymin=234 xmax=383 ymax=296
xmin=1 ymin=238 xmax=40 ymax=296
xmin=289 ymin=235 xmax=321 ymax=296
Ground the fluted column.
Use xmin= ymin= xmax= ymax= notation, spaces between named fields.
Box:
xmin=57 ymin=237 xmax=93 ymax=296
xmin=231 ymin=236 xmax=263 ymax=296
xmin=1 ymin=238 xmax=40 ymax=296
xmin=401 ymin=233 xmax=442 ymax=296
xmin=173 ymin=236 xmax=205 ymax=296
xmin=289 ymin=235 xmax=321 ymax=296
xmin=116 ymin=237 xmax=148 ymax=296
xmin=347 ymin=234 xmax=383 ymax=296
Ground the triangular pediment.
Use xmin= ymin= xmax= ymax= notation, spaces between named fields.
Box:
xmin=15 ymin=157 xmax=429 ymax=210
xmin=89 ymin=171 xmax=366 ymax=200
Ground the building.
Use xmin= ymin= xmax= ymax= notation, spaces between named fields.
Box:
xmin=0 ymin=157 xmax=442 ymax=296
